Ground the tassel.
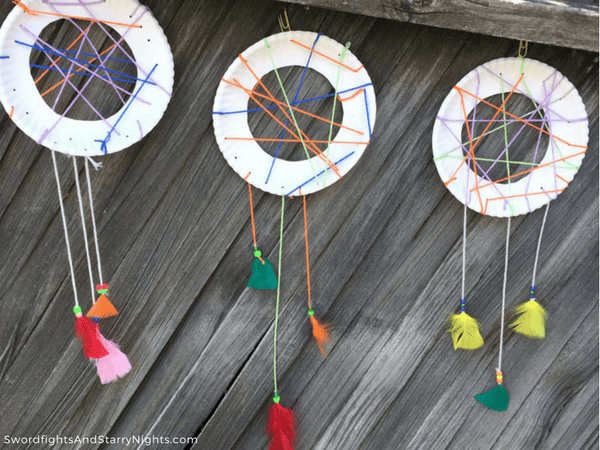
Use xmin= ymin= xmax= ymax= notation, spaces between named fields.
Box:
xmin=74 ymin=309 xmax=109 ymax=359
xmin=86 ymin=293 xmax=119 ymax=319
xmin=266 ymin=396 xmax=295 ymax=450
xmin=308 ymin=310 xmax=330 ymax=357
xmin=94 ymin=330 xmax=131 ymax=384
xmin=510 ymin=291 xmax=546 ymax=338
xmin=248 ymin=250 xmax=278 ymax=290
xmin=448 ymin=312 xmax=484 ymax=350
xmin=475 ymin=371 xmax=509 ymax=411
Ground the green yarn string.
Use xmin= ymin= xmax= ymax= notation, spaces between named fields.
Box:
xmin=264 ymin=38 xmax=318 ymax=182
xmin=273 ymin=192 xmax=285 ymax=396
xmin=323 ymin=42 xmax=351 ymax=188
xmin=499 ymin=75 xmax=515 ymax=216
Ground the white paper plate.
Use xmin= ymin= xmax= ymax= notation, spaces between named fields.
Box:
xmin=432 ymin=57 xmax=588 ymax=217
xmin=213 ymin=31 xmax=376 ymax=197
xmin=0 ymin=0 xmax=174 ymax=156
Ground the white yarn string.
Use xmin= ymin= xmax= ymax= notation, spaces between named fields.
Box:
xmin=497 ymin=216 xmax=511 ymax=373
xmin=461 ymin=202 xmax=467 ymax=302
xmin=85 ymin=158 xmax=104 ymax=285
xmin=531 ymin=202 xmax=550 ymax=289
xmin=86 ymin=156 xmax=102 ymax=170
xmin=51 ymin=151 xmax=79 ymax=308
xmin=72 ymin=157 xmax=96 ymax=305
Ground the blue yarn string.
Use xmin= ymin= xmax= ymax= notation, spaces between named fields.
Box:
xmin=35 ymin=47 xmax=133 ymax=64
xmin=265 ymin=32 xmax=322 ymax=184
xmin=29 ymin=64 xmax=139 ymax=85
xmin=363 ymin=88 xmax=372 ymax=139
xmin=286 ymin=151 xmax=355 ymax=196
xmin=95 ymin=64 xmax=157 ymax=154
xmin=212 ymin=83 xmax=373 ymax=116
xmin=15 ymin=41 xmax=155 ymax=85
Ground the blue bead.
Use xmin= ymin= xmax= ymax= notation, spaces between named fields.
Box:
xmin=460 ymin=307 xmax=466 ymax=312
xmin=92 ymin=317 xmax=100 ymax=323
xmin=530 ymin=286 xmax=536 ymax=291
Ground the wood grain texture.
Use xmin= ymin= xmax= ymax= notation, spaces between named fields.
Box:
xmin=0 ymin=1 xmax=597 ymax=449
xmin=277 ymin=0 xmax=600 ymax=52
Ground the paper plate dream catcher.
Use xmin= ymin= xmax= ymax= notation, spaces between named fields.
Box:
xmin=432 ymin=44 xmax=588 ymax=411
xmin=213 ymin=30 xmax=375 ymax=447
xmin=0 ymin=0 xmax=174 ymax=383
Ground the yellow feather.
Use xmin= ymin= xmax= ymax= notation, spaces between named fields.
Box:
xmin=447 ymin=312 xmax=484 ymax=350
xmin=510 ymin=300 xmax=546 ymax=338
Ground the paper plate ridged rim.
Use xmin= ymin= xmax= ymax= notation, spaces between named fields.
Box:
xmin=432 ymin=57 xmax=588 ymax=217
xmin=0 ymin=0 xmax=174 ymax=156
xmin=213 ymin=31 xmax=376 ymax=197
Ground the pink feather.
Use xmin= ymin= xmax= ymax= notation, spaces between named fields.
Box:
xmin=94 ymin=330 xmax=131 ymax=384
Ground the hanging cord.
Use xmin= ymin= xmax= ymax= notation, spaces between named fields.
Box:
xmin=302 ymin=194 xmax=312 ymax=312
xmin=84 ymin=158 xmax=103 ymax=285
xmin=247 ymin=183 xmax=265 ymax=264
xmin=72 ymin=157 xmax=96 ymax=304
xmin=273 ymin=192 xmax=285 ymax=401
xmin=461 ymin=203 xmax=467 ymax=303
xmin=531 ymin=202 xmax=550 ymax=289
xmin=51 ymin=151 xmax=79 ymax=308
xmin=497 ymin=217 xmax=511 ymax=373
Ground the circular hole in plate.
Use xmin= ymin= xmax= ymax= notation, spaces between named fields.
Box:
xmin=29 ymin=19 xmax=137 ymax=121
xmin=460 ymin=93 xmax=548 ymax=184
xmin=247 ymin=67 xmax=343 ymax=162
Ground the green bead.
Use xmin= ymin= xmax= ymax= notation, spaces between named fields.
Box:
xmin=254 ymin=250 xmax=262 ymax=258
xmin=308 ymin=309 xmax=314 ymax=316
xmin=273 ymin=395 xmax=280 ymax=403
xmin=73 ymin=305 xmax=82 ymax=314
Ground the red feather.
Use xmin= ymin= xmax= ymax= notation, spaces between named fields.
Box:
xmin=266 ymin=402 xmax=295 ymax=450
xmin=75 ymin=317 xmax=109 ymax=358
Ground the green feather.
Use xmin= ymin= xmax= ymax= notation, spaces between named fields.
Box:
xmin=247 ymin=257 xmax=278 ymax=290
xmin=510 ymin=300 xmax=546 ymax=338
xmin=448 ymin=312 xmax=484 ymax=350
xmin=475 ymin=384 xmax=509 ymax=411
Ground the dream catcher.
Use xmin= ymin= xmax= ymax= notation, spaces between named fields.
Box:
xmin=0 ymin=0 xmax=173 ymax=383
xmin=432 ymin=43 xmax=588 ymax=411
xmin=213 ymin=26 xmax=375 ymax=448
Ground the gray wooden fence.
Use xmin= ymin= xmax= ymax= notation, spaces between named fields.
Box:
xmin=0 ymin=0 xmax=597 ymax=449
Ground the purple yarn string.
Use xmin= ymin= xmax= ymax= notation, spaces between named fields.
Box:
xmin=51 ymin=22 xmax=89 ymax=111
xmin=76 ymin=0 xmax=171 ymax=97
xmin=46 ymin=3 xmax=129 ymax=105
xmin=475 ymin=75 xmax=562 ymax=182
xmin=21 ymin=31 xmax=114 ymax=141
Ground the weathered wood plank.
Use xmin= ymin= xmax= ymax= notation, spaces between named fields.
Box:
xmin=277 ymin=0 xmax=599 ymax=52
xmin=0 ymin=0 xmax=596 ymax=449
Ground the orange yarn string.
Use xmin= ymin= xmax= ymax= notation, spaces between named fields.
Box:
xmin=445 ymin=73 xmax=524 ymax=189
xmin=227 ymin=77 xmax=342 ymax=178
xmin=290 ymin=39 xmax=363 ymax=73
xmin=247 ymin=183 xmax=264 ymax=265
xmin=302 ymin=193 xmax=330 ymax=357
xmin=455 ymin=85 xmax=587 ymax=150
xmin=41 ymin=42 xmax=118 ymax=98
xmin=35 ymin=24 xmax=91 ymax=85
xmin=221 ymin=78 xmax=363 ymax=136
xmin=338 ymin=88 xmax=363 ymax=102
xmin=13 ymin=1 xmax=142 ymax=29
xmin=225 ymin=137 xmax=369 ymax=145
xmin=235 ymin=55 xmax=343 ymax=178
xmin=473 ymin=151 xmax=586 ymax=191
